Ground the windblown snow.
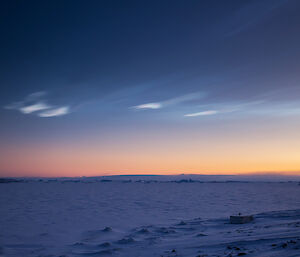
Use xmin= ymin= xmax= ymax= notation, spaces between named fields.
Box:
xmin=0 ymin=175 xmax=299 ymax=256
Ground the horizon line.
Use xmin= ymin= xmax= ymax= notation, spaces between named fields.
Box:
xmin=1 ymin=171 xmax=300 ymax=179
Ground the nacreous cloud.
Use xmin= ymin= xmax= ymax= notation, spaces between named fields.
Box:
xmin=4 ymin=92 xmax=71 ymax=118
xmin=133 ymin=103 xmax=162 ymax=109
xmin=38 ymin=106 xmax=70 ymax=117
xmin=184 ymin=110 xmax=218 ymax=117
xmin=132 ymin=92 xmax=205 ymax=110
xmin=19 ymin=102 xmax=51 ymax=114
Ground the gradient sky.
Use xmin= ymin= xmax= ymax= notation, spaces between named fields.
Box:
xmin=1 ymin=0 xmax=300 ymax=177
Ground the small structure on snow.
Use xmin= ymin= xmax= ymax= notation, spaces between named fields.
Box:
xmin=230 ymin=214 xmax=254 ymax=224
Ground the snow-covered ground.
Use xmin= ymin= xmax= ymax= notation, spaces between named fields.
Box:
xmin=0 ymin=176 xmax=300 ymax=256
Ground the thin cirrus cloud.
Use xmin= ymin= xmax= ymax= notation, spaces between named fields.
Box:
xmin=38 ymin=106 xmax=70 ymax=117
xmin=184 ymin=110 xmax=219 ymax=117
xmin=183 ymin=100 xmax=265 ymax=118
xmin=184 ymin=98 xmax=300 ymax=118
xmin=134 ymin=103 xmax=162 ymax=109
xmin=132 ymin=92 xmax=206 ymax=110
xmin=4 ymin=92 xmax=70 ymax=118
xmin=19 ymin=102 xmax=51 ymax=114
xmin=224 ymin=0 xmax=288 ymax=37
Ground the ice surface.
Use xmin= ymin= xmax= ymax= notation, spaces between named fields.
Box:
xmin=0 ymin=176 xmax=299 ymax=256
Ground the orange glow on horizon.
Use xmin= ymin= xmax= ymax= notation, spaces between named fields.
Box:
xmin=1 ymin=116 xmax=300 ymax=177
xmin=1 ymin=134 xmax=300 ymax=177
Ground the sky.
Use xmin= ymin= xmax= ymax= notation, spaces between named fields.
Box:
xmin=1 ymin=0 xmax=300 ymax=177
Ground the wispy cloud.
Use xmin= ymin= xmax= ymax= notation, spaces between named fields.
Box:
xmin=184 ymin=110 xmax=218 ymax=117
xmin=26 ymin=91 xmax=47 ymax=100
xmin=19 ymin=102 xmax=51 ymax=114
xmin=4 ymin=92 xmax=70 ymax=118
xmin=184 ymin=97 xmax=300 ymax=119
xmin=132 ymin=92 xmax=205 ymax=110
xmin=38 ymin=106 xmax=70 ymax=117
xmin=183 ymin=100 xmax=266 ymax=118
xmin=225 ymin=0 xmax=288 ymax=37
xmin=133 ymin=103 xmax=162 ymax=109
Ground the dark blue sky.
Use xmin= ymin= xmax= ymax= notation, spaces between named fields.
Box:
xmin=1 ymin=0 xmax=299 ymax=101
xmin=1 ymin=0 xmax=300 ymax=176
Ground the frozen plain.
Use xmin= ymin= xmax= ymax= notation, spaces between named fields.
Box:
xmin=0 ymin=175 xmax=300 ymax=257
